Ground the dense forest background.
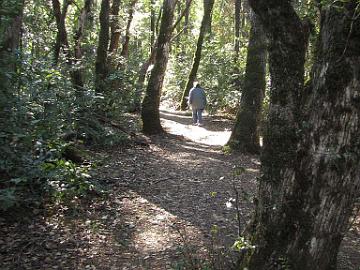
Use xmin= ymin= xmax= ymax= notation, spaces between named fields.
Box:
xmin=1 ymin=0 xmax=359 ymax=269
xmin=0 ymin=0 xmax=260 ymax=209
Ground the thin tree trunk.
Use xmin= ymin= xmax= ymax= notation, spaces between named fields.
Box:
xmin=73 ymin=0 xmax=93 ymax=90
xmin=180 ymin=0 xmax=215 ymax=110
xmin=108 ymin=0 xmax=121 ymax=54
xmin=95 ymin=0 xmax=110 ymax=93
xmin=141 ymin=0 xmax=178 ymax=134
xmin=227 ymin=12 xmax=266 ymax=154
xmin=150 ymin=0 xmax=156 ymax=50
xmin=131 ymin=0 xmax=159 ymax=112
xmin=132 ymin=48 xmax=157 ymax=112
xmin=232 ymin=0 xmax=242 ymax=100
xmin=120 ymin=0 xmax=137 ymax=59
xmin=52 ymin=0 xmax=71 ymax=65
xmin=234 ymin=0 xmax=241 ymax=58
xmin=184 ymin=0 xmax=191 ymax=34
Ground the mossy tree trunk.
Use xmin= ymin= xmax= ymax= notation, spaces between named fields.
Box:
xmin=95 ymin=0 xmax=110 ymax=93
xmin=141 ymin=0 xmax=178 ymax=134
xmin=241 ymin=0 xmax=307 ymax=267
xmin=245 ymin=0 xmax=306 ymax=251
xmin=227 ymin=12 xmax=266 ymax=154
xmin=243 ymin=1 xmax=360 ymax=269
xmin=179 ymin=0 xmax=215 ymax=110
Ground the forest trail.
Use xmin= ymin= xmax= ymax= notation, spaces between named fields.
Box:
xmin=84 ymin=109 xmax=260 ymax=269
xmin=1 ymin=110 xmax=359 ymax=270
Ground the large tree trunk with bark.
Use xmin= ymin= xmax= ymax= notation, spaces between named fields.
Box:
xmin=227 ymin=12 xmax=266 ymax=154
xmin=141 ymin=0 xmax=178 ymax=134
xmin=242 ymin=0 xmax=307 ymax=267
xmin=243 ymin=1 xmax=360 ymax=269
xmin=95 ymin=0 xmax=110 ymax=93
xmin=179 ymin=0 xmax=215 ymax=110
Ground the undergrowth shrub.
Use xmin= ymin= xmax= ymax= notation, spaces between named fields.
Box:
xmin=0 ymin=50 xmax=134 ymax=211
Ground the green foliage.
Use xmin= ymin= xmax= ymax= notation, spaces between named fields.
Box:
xmin=232 ymin=236 xmax=255 ymax=252
xmin=41 ymin=158 xmax=97 ymax=202
xmin=0 ymin=0 xmax=132 ymax=211
xmin=199 ymin=40 xmax=242 ymax=114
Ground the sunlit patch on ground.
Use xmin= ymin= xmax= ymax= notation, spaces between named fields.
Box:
xmin=160 ymin=109 xmax=232 ymax=146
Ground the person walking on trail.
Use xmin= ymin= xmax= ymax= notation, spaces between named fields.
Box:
xmin=188 ymin=82 xmax=207 ymax=126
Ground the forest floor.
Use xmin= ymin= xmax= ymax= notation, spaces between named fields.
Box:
xmin=1 ymin=108 xmax=360 ymax=270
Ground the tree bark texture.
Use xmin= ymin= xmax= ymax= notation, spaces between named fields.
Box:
xmin=227 ymin=13 xmax=266 ymax=154
xmin=95 ymin=0 xmax=110 ymax=93
xmin=284 ymin=2 xmax=360 ymax=269
xmin=180 ymin=0 xmax=215 ymax=110
xmin=184 ymin=0 xmax=191 ymax=34
xmin=132 ymin=48 xmax=157 ymax=112
xmin=234 ymin=0 xmax=241 ymax=58
xmin=120 ymin=0 xmax=137 ymax=59
xmin=150 ymin=0 xmax=156 ymax=49
xmin=73 ymin=0 xmax=93 ymax=90
xmin=108 ymin=0 xmax=121 ymax=54
xmin=243 ymin=0 xmax=307 ymax=268
xmin=141 ymin=0 xmax=178 ymax=134
xmin=52 ymin=0 xmax=71 ymax=65
xmin=244 ymin=1 xmax=360 ymax=269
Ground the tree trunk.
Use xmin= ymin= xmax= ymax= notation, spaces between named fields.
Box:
xmin=179 ymin=0 xmax=215 ymax=110
xmin=184 ymin=0 xmax=191 ymax=34
xmin=132 ymin=48 xmax=157 ymax=112
xmin=231 ymin=0 xmax=242 ymax=95
xmin=131 ymin=0 xmax=161 ymax=113
xmin=241 ymin=0 xmax=306 ymax=267
xmin=290 ymin=3 xmax=360 ymax=268
xmin=141 ymin=0 xmax=178 ymax=134
xmin=234 ymin=0 xmax=241 ymax=58
xmin=243 ymin=1 xmax=360 ymax=269
xmin=227 ymin=12 xmax=266 ymax=154
xmin=150 ymin=0 xmax=156 ymax=50
xmin=120 ymin=0 xmax=137 ymax=60
xmin=52 ymin=0 xmax=71 ymax=65
xmin=108 ymin=0 xmax=121 ymax=54
xmin=73 ymin=0 xmax=93 ymax=90
xmin=95 ymin=0 xmax=110 ymax=93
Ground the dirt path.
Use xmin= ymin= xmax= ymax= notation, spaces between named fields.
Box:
xmin=86 ymin=110 xmax=260 ymax=269
xmin=1 ymin=110 xmax=359 ymax=270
